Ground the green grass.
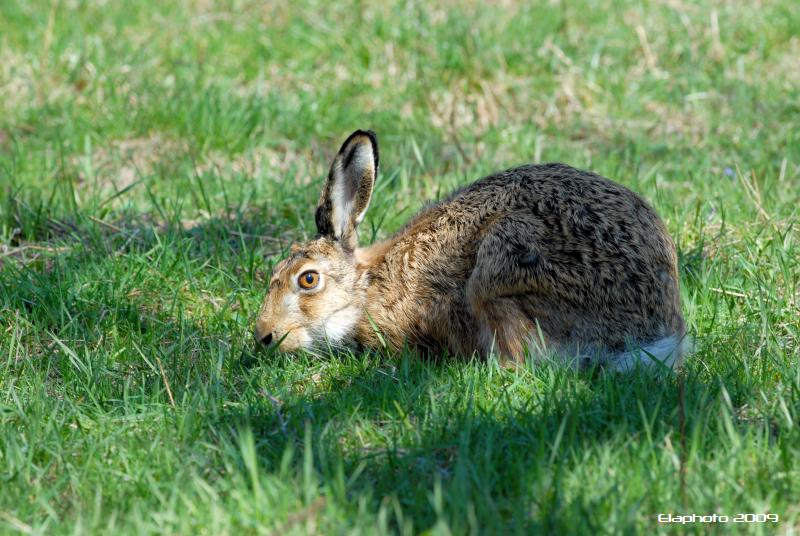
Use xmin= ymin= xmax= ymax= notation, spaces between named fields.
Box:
xmin=1 ymin=0 xmax=799 ymax=533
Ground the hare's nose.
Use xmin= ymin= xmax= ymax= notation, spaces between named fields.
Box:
xmin=254 ymin=318 xmax=274 ymax=347
xmin=259 ymin=332 xmax=274 ymax=346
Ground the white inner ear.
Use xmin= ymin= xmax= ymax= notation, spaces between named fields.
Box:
xmin=330 ymin=143 xmax=374 ymax=239
xmin=330 ymin=159 xmax=352 ymax=240
xmin=351 ymin=145 xmax=374 ymax=225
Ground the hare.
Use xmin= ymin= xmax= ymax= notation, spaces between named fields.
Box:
xmin=255 ymin=130 xmax=691 ymax=370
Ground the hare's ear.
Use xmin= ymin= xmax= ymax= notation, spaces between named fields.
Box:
xmin=315 ymin=130 xmax=379 ymax=250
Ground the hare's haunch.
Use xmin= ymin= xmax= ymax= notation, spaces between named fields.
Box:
xmin=255 ymin=130 xmax=690 ymax=370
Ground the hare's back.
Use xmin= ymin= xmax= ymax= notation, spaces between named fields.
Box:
xmin=441 ymin=163 xmax=674 ymax=261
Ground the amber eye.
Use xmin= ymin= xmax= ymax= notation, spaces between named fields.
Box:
xmin=298 ymin=271 xmax=320 ymax=290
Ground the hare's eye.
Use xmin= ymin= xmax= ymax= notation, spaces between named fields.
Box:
xmin=298 ymin=271 xmax=320 ymax=290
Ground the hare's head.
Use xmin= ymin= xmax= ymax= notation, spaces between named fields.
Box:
xmin=254 ymin=130 xmax=378 ymax=352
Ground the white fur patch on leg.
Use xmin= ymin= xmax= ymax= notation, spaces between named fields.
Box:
xmin=607 ymin=334 xmax=693 ymax=372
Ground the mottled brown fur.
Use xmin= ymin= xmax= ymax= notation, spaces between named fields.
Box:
xmin=255 ymin=130 xmax=688 ymax=368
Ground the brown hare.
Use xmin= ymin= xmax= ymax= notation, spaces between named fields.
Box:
xmin=255 ymin=130 xmax=691 ymax=370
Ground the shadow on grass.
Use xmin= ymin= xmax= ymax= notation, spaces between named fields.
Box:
xmin=214 ymin=349 xmax=729 ymax=533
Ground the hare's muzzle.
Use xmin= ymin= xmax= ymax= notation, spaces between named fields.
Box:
xmin=254 ymin=319 xmax=274 ymax=347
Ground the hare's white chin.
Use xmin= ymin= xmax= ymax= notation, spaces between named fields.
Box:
xmin=321 ymin=305 xmax=361 ymax=345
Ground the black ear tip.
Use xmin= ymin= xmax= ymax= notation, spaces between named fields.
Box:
xmin=341 ymin=129 xmax=378 ymax=150
xmin=361 ymin=129 xmax=378 ymax=165
xmin=339 ymin=129 xmax=379 ymax=170
xmin=353 ymin=128 xmax=376 ymax=138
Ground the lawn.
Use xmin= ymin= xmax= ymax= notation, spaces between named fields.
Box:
xmin=1 ymin=0 xmax=799 ymax=533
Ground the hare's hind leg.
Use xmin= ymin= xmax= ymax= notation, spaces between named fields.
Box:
xmin=465 ymin=217 xmax=547 ymax=365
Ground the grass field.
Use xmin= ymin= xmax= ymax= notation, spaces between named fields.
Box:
xmin=1 ymin=0 xmax=799 ymax=533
